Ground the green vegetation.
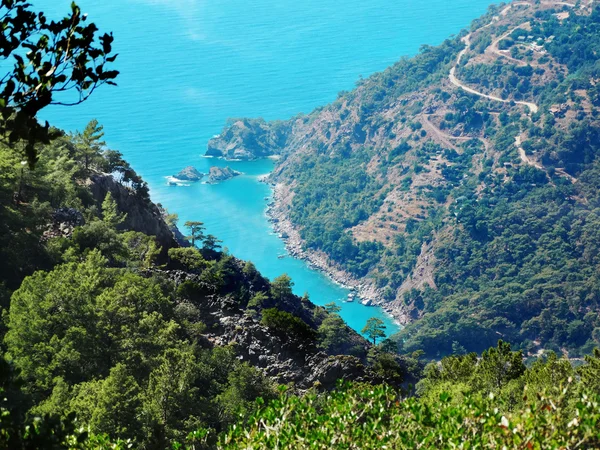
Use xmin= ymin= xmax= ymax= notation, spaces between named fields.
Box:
xmin=286 ymin=148 xmax=386 ymax=277
xmin=0 ymin=1 xmax=118 ymax=166
xmin=0 ymin=123 xmax=376 ymax=446
xmin=223 ymin=3 xmax=600 ymax=358
xmin=5 ymin=341 xmax=600 ymax=449
xmin=220 ymin=342 xmax=600 ymax=449
xmin=2 ymin=1 xmax=600 ymax=448
xmin=184 ymin=220 xmax=206 ymax=247
xmin=221 ymin=383 xmax=600 ymax=449
xmin=361 ymin=317 xmax=387 ymax=345
xmin=0 ymin=107 xmax=372 ymax=448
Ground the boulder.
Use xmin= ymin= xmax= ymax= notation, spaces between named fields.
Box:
xmin=42 ymin=208 xmax=85 ymax=240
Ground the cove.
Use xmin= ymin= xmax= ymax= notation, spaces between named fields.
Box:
xmin=34 ymin=0 xmax=495 ymax=336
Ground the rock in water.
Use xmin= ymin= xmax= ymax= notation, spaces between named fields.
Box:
xmin=207 ymin=166 xmax=241 ymax=183
xmin=173 ymin=166 xmax=204 ymax=181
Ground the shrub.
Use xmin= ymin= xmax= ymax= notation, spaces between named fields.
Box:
xmin=261 ymin=308 xmax=316 ymax=343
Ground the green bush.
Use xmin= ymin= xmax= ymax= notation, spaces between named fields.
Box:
xmin=261 ymin=308 xmax=317 ymax=343
xmin=220 ymin=383 xmax=600 ymax=449
xmin=168 ymin=247 xmax=208 ymax=272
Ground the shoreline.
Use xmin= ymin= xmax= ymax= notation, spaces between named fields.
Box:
xmin=263 ymin=179 xmax=408 ymax=326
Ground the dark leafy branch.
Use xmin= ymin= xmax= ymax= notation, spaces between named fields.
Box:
xmin=0 ymin=0 xmax=119 ymax=167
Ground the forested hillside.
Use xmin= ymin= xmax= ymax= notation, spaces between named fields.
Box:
xmin=210 ymin=0 xmax=600 ymax=359
xmin=2 ymin=0 xmax=600 ymax=448
xmin=1 ymin=123 xmax=416 ymax=447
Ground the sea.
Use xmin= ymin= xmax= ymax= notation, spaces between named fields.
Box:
xmin=34 ymin=0 xmax=494 ymax=337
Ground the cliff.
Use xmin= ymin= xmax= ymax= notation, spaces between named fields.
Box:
xmin=89 ymin=172 xmax=179 ymax=253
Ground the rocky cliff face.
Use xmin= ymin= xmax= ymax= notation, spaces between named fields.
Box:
xmin=213 ymin=314 xmax=377 ymax=389
xmin=147 ymin=266 xmax=381 ymax=391
xmin=206 ymin=118 xmax=294 ymax=160
xmin=89 ymin=173 xmax=179 ymax=252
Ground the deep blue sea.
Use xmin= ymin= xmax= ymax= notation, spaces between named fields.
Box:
xmin=34 ymin=0 xmax=493 ymax=336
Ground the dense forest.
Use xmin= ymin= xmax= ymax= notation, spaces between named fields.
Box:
xmin=1 ymin=0 xmax=600 ymax=448
xmin=1 ymin=123 xmax=416 ymax=446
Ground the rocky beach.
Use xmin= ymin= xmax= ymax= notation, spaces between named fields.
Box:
xmin=262 ymin=178 xmax=408 ymax=325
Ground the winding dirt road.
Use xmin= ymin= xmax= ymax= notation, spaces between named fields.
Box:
xmin=448 ymin=0 xmax=579 ymax=114
xmin=515 ymin=135 xmax=577 ymax=182
xmin=515 ymin=135 xmax=543 ymax=170
xmin=449 ymin=33 xmax=539 ymax=114
xmin=487 ymin=24 xmax=530 ymax=65
xmin=447 ymin=0 xmax=586 ymax=181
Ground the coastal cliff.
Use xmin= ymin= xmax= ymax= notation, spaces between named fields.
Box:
xmin=89 ymin=172 xmax=180 ymax=253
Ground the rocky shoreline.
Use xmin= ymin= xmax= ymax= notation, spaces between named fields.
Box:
xmin=261 ymin=177 xmax=409 ymax=325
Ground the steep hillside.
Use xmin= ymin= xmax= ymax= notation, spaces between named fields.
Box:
xmin=0 ymin=124 xmax=418 ymax=447
xmin=207 ymin=1 xmax=600 ymax=358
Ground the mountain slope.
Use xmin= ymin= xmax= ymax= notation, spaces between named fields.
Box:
xmin=207 ymin=1 xmax=600 ymax=358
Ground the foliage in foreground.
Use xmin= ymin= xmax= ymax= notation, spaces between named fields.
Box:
xmin=220 ymin=383 xmax=600 ymax=450
xmin=3 ymin=342 xmax=600 ymax=448
xmin=3 ymin=381 xmax=599 ymax=449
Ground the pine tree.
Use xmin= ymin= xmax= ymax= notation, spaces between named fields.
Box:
xmin=324 ymin=302 xmax=342 ymax=314
xmin=184 ymin=221 xmax=205 ymax=247
xmin=318 ymin=314 xmax=349 ymax=353
xmin=270 ymin=274 xmax=294 ymax=302
xmin=362 ymin=317 xmax=386 ymax=345
xmin=75 ymin=119 xmax=106 ymax=171
xmin=102 ymin=192 xmax=127 ymax=228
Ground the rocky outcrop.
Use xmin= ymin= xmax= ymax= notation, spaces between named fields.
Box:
xmin=144 ymin=266 xmax=380 ymax=391
xmin=173 ymin=166 xmax=204 ymax=181
xmin=207 ymin=166 xmax=241 ymax=183
xmin=305 ymin=354 xmax=378 ymax=387
xmin=89 ymin=173 xmax=178 ymax=254
xmin=213 ymin=315 xmax=378 ymax=390
xmin=206 ymin=118 xmax=293 ymax=160
xmin=170 ymin=224 xmax=191 ymax=248
xmin=42 ymin=208 xmax=85 ymax=240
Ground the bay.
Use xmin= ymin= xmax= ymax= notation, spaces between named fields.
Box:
xmin=34 ymin=0 xmax=494 ymax=336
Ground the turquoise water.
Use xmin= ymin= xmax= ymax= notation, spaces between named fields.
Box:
xmin=33 ymin=0 xmax=494 ymax=336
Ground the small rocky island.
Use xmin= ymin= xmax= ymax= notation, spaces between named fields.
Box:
xmin=206 ymin=118 xmax=291 ymax=160
xmin=173 ymin=166 xmax=204 ymax=181
xmin=207 ymin=166 xmax=241 ymax=184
